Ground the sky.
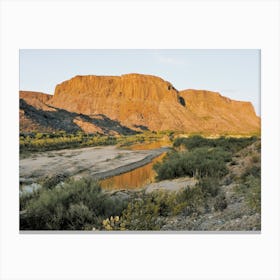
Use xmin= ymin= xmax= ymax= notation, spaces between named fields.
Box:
xmin=19 ymin=49 xmax=260 ymax=115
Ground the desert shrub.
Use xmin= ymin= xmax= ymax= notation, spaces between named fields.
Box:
xmin=120 ymin=191 xmax=184 ymax=230
xmin=41 ymin=174 xmax=68 ymax=189
xmin=102 ymin=191 xmax=180 ymax=230
xmin=117 ymin=131 xmax=164 ymax=148
xmin=154 ymin=147 xmax=231 ymax=180
xmin=173 ymin=136 xmax=258 ymax=154
xmin=20 ymin=130 xmax=173 ymax=154
xmin=20 ymin=132 xmax=118 ymax=154
xmin=119 ymin=196 xmax=163 ymax=230
xmin=178 ymin=186 xmax=206 ymax=216
xmin=20 ymin=178 xmax=128 ymax=230
xmin=20 ymin=189 xmax=41 ymax=211
xmin=235 ymin=152 xmax=261 ymax=214
xmin=214 ymin=193 xmax=228 ymax=211
xmin=101 ymin=176 xmax=230 ymax=231
xmin=199 ymin=177 xmax=221 ymax=197
xmin=241 ymin=165 xmax=261 ymax=180
xmin=66 ymin=203 xmax=94 ymax=230
xmin=245 ymin=176 xmax=261 ymax=213
xmin=173 ymin=135 xmax=209 ymax=150
xmin=236 ymin=175 xmax=261 ymax=213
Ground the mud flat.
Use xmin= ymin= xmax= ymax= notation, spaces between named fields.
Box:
xmin=20 ymin=145 xmax=169 ymax=185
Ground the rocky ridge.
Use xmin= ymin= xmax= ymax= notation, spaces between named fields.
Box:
xmin=20 ymin=73 xmax=260 ymax=135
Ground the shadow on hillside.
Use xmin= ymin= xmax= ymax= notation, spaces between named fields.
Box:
xmin=133 ymin=124 xmax=149 ymax=131
xmin=20 ymin=99 xmax=139 ymax=135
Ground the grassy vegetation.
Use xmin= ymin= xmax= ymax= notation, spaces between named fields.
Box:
xmin=20 ymin=131 xmax=117 ymax=155
xmin=153 ymin=147 xmax=231 ymax=180
xmin=101 ymin=177 xmax=227 ymax=230
xmin=20 ymin=178 xmax=128 ymax=230
xmin=173 ymin=135 xmax=258 ymax=153
xmin=20 ymin=135 xmax=261 ymax=231
xmin=154 ymin=136 xmax=259 ymax=181
xmin=20 ymin=131 xmax=258 ymax=156
xmin=20 ymin=175 xmax=227 ymax=231
xmin=116 ymin=132 xmax=162 ymax=147
xmin=20 ymin=130 xmax=173 ymax=157
xmin=235 ymin=165 xmax=261 ymax=213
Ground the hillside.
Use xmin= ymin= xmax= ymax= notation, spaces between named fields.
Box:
xmin=19 ymin=91 xmax=136 ymax=135
xmin=20 ymin=74 xmax=260 ymax=135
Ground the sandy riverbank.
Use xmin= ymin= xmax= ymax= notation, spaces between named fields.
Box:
xmin=20 ymin=145 xmax=169 ymax=185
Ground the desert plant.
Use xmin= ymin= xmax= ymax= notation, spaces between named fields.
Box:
xmin=120 ymin=197 xmax=163 ymax=230
xmin=154 ymin=147 xmax=231 ymax=180
xmin=41 ymin=174 xmax=68 ymax=189
xmin=173 ymin=136 xmax=258 ymax=154
xmin=199 ymin=177 xmax=220 ymax=197
xmin=214 ymin=193 xmax=228 ymax=211
xmin=20 ymin=178 xmax=128 ymax=230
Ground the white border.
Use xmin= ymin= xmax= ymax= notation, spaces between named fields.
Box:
xmin=1 ymin=1 xmax=279 ymax=280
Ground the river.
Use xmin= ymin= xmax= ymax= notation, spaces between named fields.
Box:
xmin=19 ymin=142 xmax=170 ymax=193
xmin=100 ymin=153 xmax=166 ymax=190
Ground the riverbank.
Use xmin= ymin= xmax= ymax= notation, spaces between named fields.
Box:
xmin=20 ymin=145 xmax=170 ymax=186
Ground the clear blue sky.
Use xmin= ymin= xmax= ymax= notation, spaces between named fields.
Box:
xmin=20 ymin=49 xmax=260 ymax=115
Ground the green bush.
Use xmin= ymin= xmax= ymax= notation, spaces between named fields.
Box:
xmin=20 ymin=178 xmax=128 ymax=230
xmin=120 ymin=197 xmax=163 ymax=230
xmin=20 ymin=132 xmax=118 ymax=154
xmin=173 ymin=135 xmax=207 ymax=149
xmin=178 ymin=186 xmax=206 ymax=216
xmin=154 ymin=147 xmax=231 ymax=180
xmin=199 ymin=177 xmax=221 ymax=197
xmin=103 ymin=191 xmax=183 ymax=230
xmin=173 ymin=136 xmax=258 ymax=154
xmin=107 ymin=191 xmax=175 ymax=230
xmin=20 ymin=189 xmax=41 ymax=211
xmin=20 ymin=130 xmax=171 ymax=154
xmin=236 ymin=175 xmax=261 ymax=213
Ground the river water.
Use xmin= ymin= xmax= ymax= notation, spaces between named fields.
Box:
xmin=100 ymin=152 xmax=166 ymax=190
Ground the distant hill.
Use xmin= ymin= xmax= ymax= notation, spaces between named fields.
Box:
xmin=20 ymin=73 xmax=260 ymax=135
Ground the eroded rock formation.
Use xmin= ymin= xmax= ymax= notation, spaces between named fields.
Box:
xmin=20 ymin=74 xmax=260 ymax=135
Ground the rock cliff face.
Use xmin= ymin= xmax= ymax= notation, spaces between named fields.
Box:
xmin=179 ymin=89 xmax=260 ymax=134
xmin=49 ymin=74 xmax=188 ymax=131
xmin=19 ymin=91 xmax=136 ymax=134
xmin=20 ymin=91 xmax=54 ymax=111
xmin=20 ymin=74 xmax=260 ymax=135
xmin=20 ymin=91 xmax=54 ymax=132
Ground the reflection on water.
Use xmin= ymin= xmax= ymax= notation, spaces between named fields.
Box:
xmin=100 ymin=153 xmax=166 ymax=190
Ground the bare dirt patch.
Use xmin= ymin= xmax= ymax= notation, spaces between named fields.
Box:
xmin=145 ymin=177 xmax=198 ymax=193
